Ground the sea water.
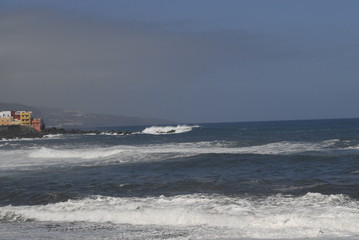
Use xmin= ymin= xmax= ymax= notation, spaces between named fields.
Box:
xmin=0 ymin=119 xmax=358 ymax=240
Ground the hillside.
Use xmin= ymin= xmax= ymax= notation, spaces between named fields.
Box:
xmin=0 ymin=103 xmax=173 ymax=128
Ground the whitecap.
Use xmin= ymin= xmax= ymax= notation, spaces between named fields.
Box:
xmin=28 ymin=147 xmax=124 ymax=159
xmin=0 ymin=139 xmax=348 ymax=170
xmin=1 ymin=193 xmax=358 ymax=239
xmin=142 ymin=125 xmax=199 ymax=135
xmin=42 ymin=134 xmax=64 ymax=139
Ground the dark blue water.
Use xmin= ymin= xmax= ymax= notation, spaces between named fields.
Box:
xmin=0 ymin=119 xmax=358 ymax=239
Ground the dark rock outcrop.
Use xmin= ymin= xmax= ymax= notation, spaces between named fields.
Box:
xmin=42 ymin=127 xmax=132 ymax=136
xmin=0 ymin=126 xmax=133 ymax=139
xmin=0 ymin=125 xmax=42 ymax=139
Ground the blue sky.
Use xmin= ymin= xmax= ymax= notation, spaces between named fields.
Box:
xmin=1 ymin=0 xmax=359 ymax=122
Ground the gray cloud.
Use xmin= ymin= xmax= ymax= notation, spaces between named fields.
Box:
xmin=0 ymin=8 xmax=272 ymax=119
xmin=1 ymin=7 xmax=357 ymax=122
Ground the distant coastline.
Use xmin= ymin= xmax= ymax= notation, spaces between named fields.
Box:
xmin=0 ymin=125 xmax=132 ymax=139
xmin=0 ymin=103 xmax=174 ymax=129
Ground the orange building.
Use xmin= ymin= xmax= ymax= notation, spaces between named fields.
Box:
xmin=1 ymin=110 xmax=45 ymax=131
xmin=0 ymin=118 xmax=11 ymax=126
xmin=31 ymin=118 xmax=44 ymax=132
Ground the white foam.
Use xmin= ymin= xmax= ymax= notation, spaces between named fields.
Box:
xmin=1 ymin=134 xmax=65 ymax=142
xmin=42 ymin=134 xmax=64 ymax=139
xmin=344 ymin=144 xmax=359 ymax=150
xmin=99 ymin=132 xmax=125 ymax=136
xmin=0 ymin=193 xmax=358 ymax=239
xmin=28 ymin=147 xmax=124 ymax=159
xmin=85 ymin=132 xmax=126 ymax=136
xmin=0 ymin=137 xmax=42 ymax=142
xmin=142 ymin=125 xmax=199 ymax=135
xmin=236 ymin=139 xmax=338 ymax=155
xmin=19 ymin=140 xmax=337 ymax=159
xmin=0 ymin=139 xmax=346 ymax=170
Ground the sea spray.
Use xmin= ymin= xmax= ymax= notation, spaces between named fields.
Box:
xmin=142 ymin=125 xmax=199 ymax=135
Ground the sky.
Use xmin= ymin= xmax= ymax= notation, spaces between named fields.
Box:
xmin=1 ymin=0 xmax=359 ymax=123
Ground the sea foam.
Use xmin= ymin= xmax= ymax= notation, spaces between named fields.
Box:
xmin=142 ymin=125 xmax=199 ymax=135
xmin=0 ymin=139 xmax=352 ymax=170
xmin=1 ymin=193 xmax=358 ymax=239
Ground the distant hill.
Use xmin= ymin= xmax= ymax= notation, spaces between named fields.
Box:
xmin=0 ymin=103 xmax=174 ymax=128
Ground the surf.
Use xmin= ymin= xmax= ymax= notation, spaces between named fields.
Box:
xmin=0 ymin=138 xmax=356 ymax=171
xmin=1 ymin=193 xmax=358 ymax=239
xmin=141 ymin=125 xmax=199 ymax=135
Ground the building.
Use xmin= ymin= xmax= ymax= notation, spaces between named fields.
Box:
xmin=0 ymin=110 xmax=44 ymax=131
xmin=20 ymin=112 xmax=31 ymax=125
xmin=10 ymin=118 xmax=21 ymax=125
xmin=0 ymin=117 xmax=11 ymax=126
xmin=0 ymin=111 xmax=11 ymax=126
xmin=31 ymin=118 xmax=45 ymax=132
xmin=11 ymin=111 xmax=21 ymax=120
xmin=0 ymin=111 xmax=11 ymax=119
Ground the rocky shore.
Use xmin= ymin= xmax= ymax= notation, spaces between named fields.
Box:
xmin=42 ymin=127 xmax=132 ymax=135
xmin=0 ymin=125 xmax=41 ymax=139
xmin=0 ymin=125 xmax=132 ymax=139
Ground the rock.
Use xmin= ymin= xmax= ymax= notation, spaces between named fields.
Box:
xmin=0 ymin=125 xmax=41 ymax=139
xmin=0 ymin=126 xmax=133 ymax=139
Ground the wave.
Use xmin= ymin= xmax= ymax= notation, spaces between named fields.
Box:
xmin=142 ymin=125 xmax=199 ymax=135
xmin=5 ymin=139 xmax=339 ymax=159
xmin=0 ymin=139 xmax=351 ymax=170
xmin=42 ymin=134 xmax=64 ymax=139
xmin=1 ymin=134 xmax=65 ymax=142
xmin=84 ymin=132 xmax=128 ymax=136
xmin=0 ymin=137 xmax=42 ymax=142
xmin=1 ymin=193 xmax=358 ymax=239
xmin=237 ymin=139 xmax=340 ymax=155
xmin=28 ymin=147 xmax=125 ymax=159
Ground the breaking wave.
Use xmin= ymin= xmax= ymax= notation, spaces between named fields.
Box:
xmin=28 ymin=147 xmax=124 ymax=159
xmin=25 ymin=139 xmax=343 ymax=158
xmin=0 ymin=193 xmax=358 ymax=239
xmin=0 ymin=139 xmax=353 ymax=170
xmin=142 ymin=125 xmax=199 ymax=135
xmin=1 ymin=134 xmax=64 ymax=142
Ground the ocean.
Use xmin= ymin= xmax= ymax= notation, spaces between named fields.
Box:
xmin=0 ymin=119 xmax=358 ymax=240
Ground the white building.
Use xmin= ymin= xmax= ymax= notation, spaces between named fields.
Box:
xmin=0 ymin=111 xmax=11 ymax=119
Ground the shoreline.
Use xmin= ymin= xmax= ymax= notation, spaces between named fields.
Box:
xmin=0 ymin=125 xmax=132 ymax=139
